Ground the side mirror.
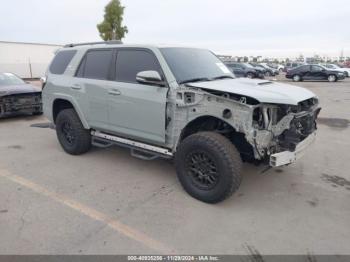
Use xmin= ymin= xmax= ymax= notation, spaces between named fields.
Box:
xmin=136 ymin=71 xmax=165 ymax=86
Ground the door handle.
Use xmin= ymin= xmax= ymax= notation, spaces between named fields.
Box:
xmin=108 ymin=89 xmax=121 ymax=96
xmin=71 ymin=84 xmax=82 ymax=90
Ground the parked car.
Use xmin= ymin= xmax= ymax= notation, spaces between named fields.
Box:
xmin=43 ymin=41 xmax=321 ymax=203
xmin=343 ymin=61 xmax=350 ymax=68
xmin=286 ymin=64 xmax=345 ymax=82
xmin=268 ymin=63 xmax=285 ymax=73
xmin=249 ymin=63 xmax=268 ymax=76
xmin=224 ymin=62 xmax=264 ymax=79
xmin=321 ymin=64 xmax=350 ymax=77
xmin=260 ymin=63 xmax=279 ymax=76
xmin=0 ymin=72 xmax=42 ymax=118
xmin=285 ymin=62 xmax=305 ymax=72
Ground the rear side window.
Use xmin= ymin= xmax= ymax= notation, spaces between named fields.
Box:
xmin=49 ymin=50 xmax=77 ymax=74
xmin=115 ymin=50 xmax=161 ymax=83
xmin=77 ymin=49 xmax=113 ymax=80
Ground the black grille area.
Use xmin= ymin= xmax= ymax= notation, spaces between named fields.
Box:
xmin=0 ymin=92 xmax=42 ymax=115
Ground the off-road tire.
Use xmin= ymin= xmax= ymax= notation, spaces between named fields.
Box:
xmin=175 ymin=132 xmax=242 ymax=203
xmin=56 ymin=109 xmax=91 ymax=155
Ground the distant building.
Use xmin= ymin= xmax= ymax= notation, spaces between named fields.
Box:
xmin=0 ymin=41 xmax=62 ymax=78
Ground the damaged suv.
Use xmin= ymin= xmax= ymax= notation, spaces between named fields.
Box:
xmin=43 ymin=42 xmax=321 ymax=203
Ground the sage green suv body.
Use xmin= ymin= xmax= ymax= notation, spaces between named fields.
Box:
xmin=43 ymin=41 xmax=320 ymax=203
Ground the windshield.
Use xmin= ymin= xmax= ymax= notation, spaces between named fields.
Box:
xmin=329 ymin=64 xmax=339 ymax=69
xmin=160 ymin=48 xmax=234 ymax=84
xmin=0 ymin=73 xmax=25 ymax=86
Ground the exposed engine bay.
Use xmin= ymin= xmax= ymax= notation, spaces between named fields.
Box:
xmin=251 ymin=98 xmax=321 ymax=160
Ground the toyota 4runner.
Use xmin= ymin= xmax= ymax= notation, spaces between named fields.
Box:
xmin=43 ymin=41 xmax=321 ymax=203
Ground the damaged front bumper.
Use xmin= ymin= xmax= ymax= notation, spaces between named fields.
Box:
xmin=269 ymin=131 xmax=316 ymax=167
xmin=0 ymin=93 xmax=42 ymax=117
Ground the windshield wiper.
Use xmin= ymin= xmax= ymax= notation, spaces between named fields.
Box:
xmin=211 ymin=75 xmax=234 ymax=80
xmin=179 ymin=77 xmax=211 ymax=85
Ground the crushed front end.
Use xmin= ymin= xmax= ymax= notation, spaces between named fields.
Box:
xmin=250 ymin=98 xmax=321 ymax=167
xmin=0 ymin=93 xmax=42 ymax=117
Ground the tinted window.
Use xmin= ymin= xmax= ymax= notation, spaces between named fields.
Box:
xmin=79 ymin=50 xmax=113 ymax=80
xmin=49 ymin=50 xmax=77 ymax=74
xmin=299 ymin=65 xmax=309 ymax=71
xmin=116 ymin=50 xmax=161 ymax=83
xmin=311 ymin=65 xmax=323 ymax=72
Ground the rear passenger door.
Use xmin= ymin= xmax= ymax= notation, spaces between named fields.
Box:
xmin=75 ymin=49 xmax=114 ymax=130
xmin=107 ymin=49 xmax=168 ymax=145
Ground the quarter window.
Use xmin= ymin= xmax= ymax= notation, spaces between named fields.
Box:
xmin=49 ymin=50 xmax=77 ymax=75
xmin=115 ymin=50 xmax=161 ymax=83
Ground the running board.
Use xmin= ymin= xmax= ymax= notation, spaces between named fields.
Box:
xmin=91 ymin=130 xmax=173 ymax=159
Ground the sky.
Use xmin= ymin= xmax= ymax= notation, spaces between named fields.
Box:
xmin=0 ymin=0 xmax=349 ymax=58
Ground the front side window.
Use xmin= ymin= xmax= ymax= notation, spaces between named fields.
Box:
xmin=77 ymin=49 xmax=113 ymax=80
xmin=115 ymin=50 xmax=162 ymax=83
xmin=311 ymin=65 xmax=323 ymax=72
xmin=49 ymin=50 xmax=77 ymax=75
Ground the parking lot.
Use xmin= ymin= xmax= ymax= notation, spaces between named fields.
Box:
xmin=0 ymin=77 xmax=350 ymax=255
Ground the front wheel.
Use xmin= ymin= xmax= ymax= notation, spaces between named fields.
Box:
xmin=328 ymin=74 xmax=337 ymax=82
xmin=56 ymin=109 xmax=91 ymax=155
xmin=246 ymin=72 xmax=254 ymax=79
xmin=175 ymin=132 xmax=242 ymax=203
xmin=293 ymin=74 xmax=301 ymax=82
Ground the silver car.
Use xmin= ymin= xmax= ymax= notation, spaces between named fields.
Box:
xmin=43 ymin=41 xmax=321 ymax=203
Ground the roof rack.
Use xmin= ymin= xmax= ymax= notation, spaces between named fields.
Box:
xmin=64 ymin=40 xmax=123 ymax=48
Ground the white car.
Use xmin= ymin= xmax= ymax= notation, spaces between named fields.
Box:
xmin=322 ymin=64 xmax=350 ymax=77
xmin=265 ymin=63 xmax=285 ymax=72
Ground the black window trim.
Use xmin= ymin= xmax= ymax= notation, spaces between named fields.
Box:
xmin=75 ymin=48 xmax=116 ymax=81
xmin=113 ymin=47 xmax=168 ymax=87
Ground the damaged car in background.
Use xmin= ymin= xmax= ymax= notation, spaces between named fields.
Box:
xmin=43 ymin=43 xmax=321 ymax=203
xmin=0 ymin=73 xmax=42 ymax=118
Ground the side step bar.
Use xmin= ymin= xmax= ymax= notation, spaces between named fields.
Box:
xmin=91 ymin=130 xmax=173 ymax=159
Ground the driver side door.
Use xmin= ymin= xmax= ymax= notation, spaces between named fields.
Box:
xmin=309 ymin=65 xmax=325 ymax=80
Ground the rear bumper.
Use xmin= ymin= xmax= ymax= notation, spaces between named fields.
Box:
xmin=269 ymin=132 xmax=316 ymax=167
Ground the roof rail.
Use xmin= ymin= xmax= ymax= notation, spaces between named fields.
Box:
xmin=64 ymin=40 xmax=123 ymax=48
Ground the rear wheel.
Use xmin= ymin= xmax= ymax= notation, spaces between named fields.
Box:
xmin=175 ymin=132 xmax=242 ymax=203
xmin=328 ymin=74 xmax=337 ymax=82
xmin=56 ymin=109 xmax=91 ymax=155
xmin=293 ymin=74 xmax=301 ymax=82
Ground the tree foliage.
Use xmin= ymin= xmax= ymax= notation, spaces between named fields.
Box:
xmin=97 ymin=0 xmax=128 ymax=41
